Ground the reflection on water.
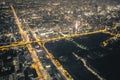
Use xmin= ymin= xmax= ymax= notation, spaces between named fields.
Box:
xmin=45 ymin=32 xmax=120 ymax=80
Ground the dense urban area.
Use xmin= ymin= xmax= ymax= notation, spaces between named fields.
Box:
xmin=0 ymin=0 xmax=120 ymax=80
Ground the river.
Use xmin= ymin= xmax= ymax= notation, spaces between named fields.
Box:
xmin=45 ymin=32 xmax=120 ymax=80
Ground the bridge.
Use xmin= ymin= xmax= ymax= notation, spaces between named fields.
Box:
xmin=0 ymin=4 xmax=120 ymax=80
xmin=102 ymin=34 xmax=120 ymax=46
xmin=0 ymin=29 xmax=116 ymax=50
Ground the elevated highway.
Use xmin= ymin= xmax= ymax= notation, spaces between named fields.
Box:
xmin=0 ymin=29 xmax=116 ymax=50
xmin=0 ymin=5 xmax=119 ymax=80
xmin=23 ymin=18 xmax=73 ymax=80
xmin=10 ymin=5 xmax=50 ymax=80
